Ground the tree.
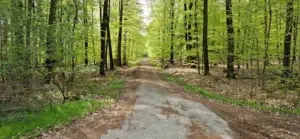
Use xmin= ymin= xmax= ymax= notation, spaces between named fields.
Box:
xmin=170 ymin=0 xmax=175 ymax=64
xmin=84 ymin=0 xmax=89 ymax=66
xmin=100 ymin=0 xmax=109 ymax=75
xmin=203 ymin=0 xmax=209 ymax=75
xmin=262 ymin=0 xmax=272 ymax=86
xmin=72 ymin=0 xmax=79 ymax=74
xmin=117 ymin=0 xmax=124 ymax=66
xmin=45 ymin=0 xmax=58 ymax=83
xmin=194 ymin=0 xmax=200 ymax=75
xmin=186 ymin=1 xmax=194 ymax=61
xmin=283 ymin=0 xmax=294 ymax=78
xmin=225 ymin=0 xmax=235 ymax=79
xmin=107 ymin=0 xmax=114 ymax=70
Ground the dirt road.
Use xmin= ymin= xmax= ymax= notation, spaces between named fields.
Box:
xmin=101 ymin=65 xmax=232 ymax=139
xmin=41 ymin=64 xmax=300 ymax=139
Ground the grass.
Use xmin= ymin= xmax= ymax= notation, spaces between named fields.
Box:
xmin=0 ymin=78 xmax=126 ymax=139
xmin=164 ymin=74 xmax=300 ymax=116
xmin=82 ymin=79 xmax=126 ymax=99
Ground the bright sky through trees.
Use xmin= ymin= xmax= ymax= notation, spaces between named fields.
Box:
xmin=138 ymin=0 xmax=152 ymax=25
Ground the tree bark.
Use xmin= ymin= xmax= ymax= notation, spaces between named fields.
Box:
xmin=71 ymin=0 xmax=78 ymax=76
xmin=193 ymin=0 xmax=200 ymax=75
xmin=184 ymin=0 xmax=188 ymax=51
xmin=45 ymin=0 xmax=58 ymax=83
xmin=262 ymin=0 xmax=272 ymax=86
xmin=203 ymin=0 xmax=209 ymax=75
xmin=100 ymin=0 xmax=109 ymax=75
xmin=170 ymin=0 xmax=175 ymax=64
xmin=91 ymin=2 xmax=96 ymax=65
xmin=117 ymin=0 xmax=123 ymax=66
xmin=107 ymin=0 xmax=114 ymax=70
xmin=186 ymin=1 xmax=194 ymax=61
xmin=123 ymin=32 xmax=127 ymax=66
xmin=225 ymin=0 xmax=235 ymax=79
xmin=283 ymin=0 xmax=294 ymax=78
xmin=291 ymin=4 xmax=298 ymax=72
xmin=84 ymin=0 xmax=89 ymax=66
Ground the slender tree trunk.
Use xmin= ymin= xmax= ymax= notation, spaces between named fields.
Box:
xmin=170 ymin=0 xmax=175 ymax=64
xmin=262 ymin=0 xmax=272 ymax=86
xmin=45 ymin=0 xmax=58 ymax=83
xmin=123 ymin=32 xmax=127 ymax=66
xmin=72 ymin=0 xmax=78 ymax=76
xmin=84 ymin=0 xmax=89 ymax=66
xmin=100 ymin=0 xmax=109 ymax=75
xmin=225 ymin=0 xmax=235 ymax=79
xmin=105 ymin=34 xmax=108 ymax=70
xmin=184 ymin=0 xmax=188 ymax=51
xmin=291 ymin=6 xmax=298 ymax=72
xmin=107 ymin=0 xmax=114 ymax=70
xmin=186 ymin=1 xmax=194 ymax=61
xmin=203 ymin=0 xmax=209 ymax=75
xmin=91 ymin=3 xmax=96 ymax=65
xmin=276 ymin=9 xmax=281 ymax=65
xmin=194 ymin=0 xmax=200 ymax=75
xmin=0 ymin=18 xmax=4 ymax=82
xmin=117 ymin=0 xmax=123 ymax=66
xmin=283 ymin=0 xmax=294 ymax=78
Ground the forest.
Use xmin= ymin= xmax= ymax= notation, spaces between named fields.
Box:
xmin=149 ymin=0 xmax=300 ymax=108
xmin=1 ymin=0 xmax=300 ymax=138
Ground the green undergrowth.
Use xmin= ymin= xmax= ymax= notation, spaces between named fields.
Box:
xmin=164 ymin=74 xmax=300 ymax=116
xmin=0 ymin=78 xmax=126 ymax=139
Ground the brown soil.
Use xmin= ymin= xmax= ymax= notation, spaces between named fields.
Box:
xmin=187 ymin=121 xmax=222 ymax=139
xmin=160 ymin=101 xmax=179 ymax=117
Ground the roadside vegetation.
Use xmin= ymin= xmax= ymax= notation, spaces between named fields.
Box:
xmin=164 ymin=73 xmax=300 ymax=115
xmin=0 ymin=68 xmax=126 ymax=139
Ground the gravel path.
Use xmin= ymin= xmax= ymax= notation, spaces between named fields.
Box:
xmin=101 ymin=66 xmax=233 ymax=139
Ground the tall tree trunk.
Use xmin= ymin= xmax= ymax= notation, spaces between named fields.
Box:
xmin=117 ymin=0 xmax=123 ymax=66
xmin=225 ymin=0 xmax=235 ymax=79
xmin=291 ymin=4 xmax=299 ymax=72
xmin=123 ymin=31 xmax=127 ymax=66
xmin=275 ymin=8 xmax=281 ymax=65
xmin=203 ymin=0 xmax=209 ymax=75
xmin=170 ymin=0 xmax=175 ymax=64
xmin=262 ymin=0 xmax=272 ymax=86
xmin=91 ymin=2 xmax=96 ymax=65
xmin=84 ymin=0 xmax=89 ymax=66
xmin=184 ymin=0 xmax=188 ymax=51
xmin=186 ymin=1 xmax=194 ymax=61
xmin=71 ymin=0 xmax=78 ymax=79
xmin=107 ymin=25 xmax=114 ymax=70
xmin=105 ymin=34 xmax=108 ymax=70
xmin=0 ymin=18 xmax=5 ymax=82
xmin=194 ymin=0 xmax=200 ymax=75
xmin=45 ymin=0 xmax=58 ymax=83
xmin=107 ymin=0 xmax=114 ymax=70
xmin=100 ymin=0 xmax=109 ymax=75
xmin=283 ymin=0 xmax=294 ymax=78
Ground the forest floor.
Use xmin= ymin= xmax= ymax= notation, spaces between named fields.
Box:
xmin=40 ymin=61 xmax=300 ymax=139
xmin=165 ymin=65 xmax=300 ymax=108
